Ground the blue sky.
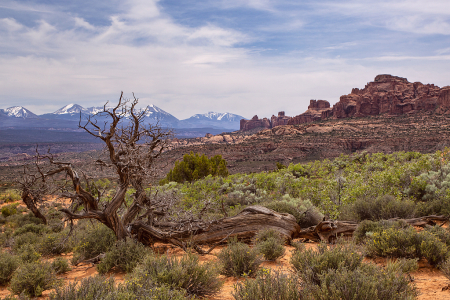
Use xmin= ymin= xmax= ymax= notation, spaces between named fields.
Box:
xmin=0 ymin=0 xmax=449 ymax=119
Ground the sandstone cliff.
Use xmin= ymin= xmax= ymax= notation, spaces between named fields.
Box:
xmin=241 ymin=75 xmax=450 ymax=131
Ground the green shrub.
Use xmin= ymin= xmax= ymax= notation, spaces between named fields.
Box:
xmin=340 ymin=195 xmax=415 ymax=221
xmin=0 ymin=227 xmax=13 ymax=247
xmin=132 ymin=253 xmax=222 ymax=297
xmin=365 ymin=226 xmax=449 ymax=266
xmin=13 ymin=223 xmax=50 ymax=237
xmin=97 ymin=238 xmax=151 ymax=274
xmin=233 ymin=268 xmax=301 ymax=300
xmin=17 ymin=244 xmax=41 ymax=263
xmin=302 ymin=261 xmax=418 ymax=300
xmin=9 ymin=262 xmax=60 ymax=297
xmin=40 ymin=231 xmax=72 ymax=256
xmin=1 ymin=203 xmax=19 ymax=217
xmin=366 ymin=226 xmax=421 ymax=258
xmin=218 ymin=238 xmax=262 ymax=277
xmin=160 ymin=152 xmax=228 ymax=184
xmin=263 ymin=202 xmax=303 ymax=223
xmin=254 ymin=229 xmax=285 ymax=261
xmin=257 ymin=238 xmax=285 ymax=261
xmin=6 ymin=212 xmax=43 ymax=228
xmin=49 ymin=275 xmax=189 ymax=300
xmin=0 ymin=251 xmax=20 ymax=285
xmin=0 ymin=189 xmax=21 ymax=203
xmin=290 ymin=242 xmax=363 ymax=285
xmin=423 ymin=225 xmax=450 ymax=246
xmin=12 ymin=232 xmax=43 ymax=253
xmin=71 ymin=223 xmax=116 ymax=265
xmin=51 ymin=258 xmax=71 ymax=274
xmin=418 ymin=231 xmax=449 ymax=266
xmin=263 ymin=199 xmax=323 ymax=227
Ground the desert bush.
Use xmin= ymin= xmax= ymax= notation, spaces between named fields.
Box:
xmin=1 ymin=203 xmax=19 ymax=217
xmin=0 ymin=251 xmax=20 ymax=285
xmin=6 ymin=212 xmax=43 ymax=228
xmin=366 ymin=226 xmax=421 ymax=258
xmin=17 ymin=244 xmax=41 ymax=263
xmin=97 ymin=238 xmax=151 ymax=274
xmin=0 ymin=189 xmax=21 ymax=203
xmin=160 ymin=152 xmax=228 ymax=184
xmin=254 ymin=229 xmax=285 ymax=261
xmin=70 ymin=222 xmax=116 ymax=265
xmin=263 ymin=202 xmax=303 ymax=222
xmin=232 ymin=268 xmax=302 ymax=300
xmin=365 ymin=226 xmax=449 ymax=266
xmin=12 ymin=232 xmax=43 ymax=253
xmin=263 ymin=199 xmax=322 ymax=227
xmin=0 ymin=227 xmax=13 ymax=247
xmin=49 ymin=275 xmax=189 ymax=300
xmin=423 ymin=225 xmax=450 ymax=246
xmin=218 ymin=238 xmax=262 ymax=277
xmin=301 ymin=261 xmax=418 ymax=300
xmin=51 ymin=258 xmax=71 ymax=274
xmin=9 ymin=262 xmax=60 ymax=297
xmin=418 ymin=231 xmax=449 ymax=266
xmin=132 ymin=253 xmax=222 ymax=297
xmin=353 ymin=219 xmax=409 ymax=244
xmin=339 ymin=195 xmax=415 ymax=221
xmin=40 ymin=231 xmax=72 ymax=256
xmin=290 ymin=242 xmax=363 ymax=285
xmin=13 ymin=223 xmax=50 ymax=237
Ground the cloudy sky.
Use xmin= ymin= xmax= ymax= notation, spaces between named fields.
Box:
xmin=1 ymin=0 xmax=449 ymax=119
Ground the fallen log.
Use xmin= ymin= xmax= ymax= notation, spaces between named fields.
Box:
xmin=130 ymin=206 xmax=300 ymax=249
xmin=296 ymin=215 xmax=449 ymax=243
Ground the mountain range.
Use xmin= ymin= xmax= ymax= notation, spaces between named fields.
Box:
xmin=0 ymin=103 xmax=245 ymax=130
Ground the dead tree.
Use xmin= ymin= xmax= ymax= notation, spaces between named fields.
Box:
xmin=18 ymin=93 xmax=300 ymax=253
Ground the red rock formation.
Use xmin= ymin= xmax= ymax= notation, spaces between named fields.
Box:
xmin=288 ymin=100 xmax=332 ymax=125
xmin=437 ymin=86 xmax=450 ymax=114
xmin=332 ymin=75 xmax=441 ymax=118
xmin=271 ymin=111 xmax=292 ymax=127
xmin=240 ymin=115 xmax=271 ymax=131
xmin=240 ymin=75 xmax=449 ymax=132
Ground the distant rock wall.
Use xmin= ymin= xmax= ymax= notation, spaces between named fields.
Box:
xmin=240 ymin=75 xmax=450 ymax=131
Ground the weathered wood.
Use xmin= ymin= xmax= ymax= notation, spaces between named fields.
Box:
xmin=131 ymin=206 xmax=300 ymax=246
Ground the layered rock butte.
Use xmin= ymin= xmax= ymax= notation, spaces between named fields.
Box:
xmin=240 ymin=74 xmax=450 ymax=131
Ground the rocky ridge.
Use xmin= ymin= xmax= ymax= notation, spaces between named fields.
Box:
xmin=240 ymin=75 xmax=450 ymax=131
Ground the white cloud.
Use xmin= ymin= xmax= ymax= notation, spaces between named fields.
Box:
xmin=1 ymin=0 xmax=450 ymax=119
xmin=74 ymin=17 xmax=95 ymax=30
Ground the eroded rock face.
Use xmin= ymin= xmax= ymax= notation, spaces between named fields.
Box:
xmin=332 ymin=75 xmax=441 ymax=118
xmin=288 ymin=100 xmax=333 ymax=125
xmin=240 ymin=75 xmax=448 ymax=131
xmin=271 ymin=111 xmax=292 ymax=127
xmin=240 ymin=115 xmax=271 ymax=131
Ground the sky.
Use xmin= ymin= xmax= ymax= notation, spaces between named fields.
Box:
xmin=0 ymin=0 xmax=450 ymax=119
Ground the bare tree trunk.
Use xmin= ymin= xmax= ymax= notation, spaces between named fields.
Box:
xmin=21 ymin=191 xmax=47 ymax=225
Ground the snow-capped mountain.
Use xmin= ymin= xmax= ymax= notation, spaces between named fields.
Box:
xmin=187 ymin=112 xmax=243 ymax=122
xmin=2 ymin=106 xmax=38 ymax=118
xmin=52 ymin=104 xmax=105 ymax=116
xmin=179 ymin=112 xmax=245 ymax=129
xmin=142 ymin=104 xmax=179 ymax=125
xmin=0 ymin=103 xmax=245 ymax=132
xmin=53 ymin=104 xmax=89 ymax=115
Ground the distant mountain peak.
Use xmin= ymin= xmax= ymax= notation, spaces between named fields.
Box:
xmin=188 ymin=112 xmax=243 ymax=122
xmin=53 ymin=104 xmax=88 ymax=115
xmin=4 ymin=106 xmax=38 ymax=118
